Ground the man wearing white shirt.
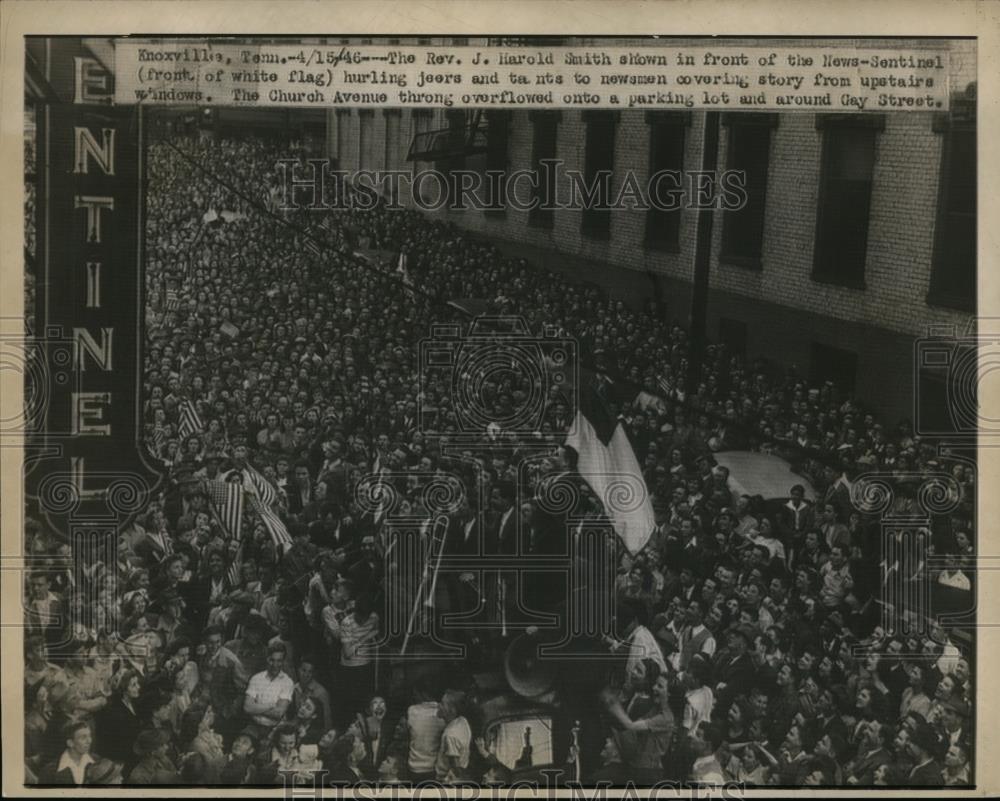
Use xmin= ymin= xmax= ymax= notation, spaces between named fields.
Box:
xmin=688 ymin=721 xmax=726 ymax=784
xmin=679 ymin=600 xmax=717 ymax=672
xmin=38 ymin=721 xmax=96 ymax=785
xmin=243 ymin=643 xmax=294 ymax=733
xmin=435 ymin=690 xmax=472 ymax=783
xmin=929 ymin=622 xmax=962 ymax=676
xmin=610 ymin=598 xmax=667 ymax=676
xmin=682 ymin=657 xmax=715 ymax=732
xmin=396 ymin=679 xmax=445 ymax=783
xmin=937 ymin=568 xmax=971 ymax=592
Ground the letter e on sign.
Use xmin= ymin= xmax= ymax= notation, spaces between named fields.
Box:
xmin=74 ymin=56 xmax=113 ymax=104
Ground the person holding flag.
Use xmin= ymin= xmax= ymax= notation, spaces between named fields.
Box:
xmin=564 ymin=371 xmax=656 ymax=558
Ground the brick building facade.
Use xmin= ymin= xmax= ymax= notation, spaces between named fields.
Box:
xmin=326 ymin=37 xmax=976 ymax=423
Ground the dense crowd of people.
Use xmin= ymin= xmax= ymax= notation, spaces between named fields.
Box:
xmin=23 ymin=129 xmax=975 ymax=787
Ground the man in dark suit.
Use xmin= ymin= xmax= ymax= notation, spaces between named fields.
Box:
xmin=906 ymin=724 xmax=944 ymax=786
xmin=286 ymin=462 xmax=316 ymax=517
xmin=133 ymin=518 xmax=173 ymax=565
xmin=486 ymin=481 xmax=518 ymax=556
xmin=190 ymin=547 xmax=232 ymax=627
xmin=844 ymin=719 xmax=892 ymax=785
xmin=443 ymin=497 xmax=480 ymax=557
xmin=712 ymin=624 xmax=756 ymax=712
xmin=814 ymin=687 xmax=849 ymax=743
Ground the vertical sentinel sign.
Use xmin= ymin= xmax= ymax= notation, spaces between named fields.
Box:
xmin=31 ymin=38 xmax=157 ymax=534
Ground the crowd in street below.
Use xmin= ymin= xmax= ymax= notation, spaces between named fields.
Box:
xmin=22 ymin=131 xmax=975 ymax=787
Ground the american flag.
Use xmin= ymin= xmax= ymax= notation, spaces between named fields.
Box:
xmin=248 ymin=493 xmax=293 ymax=552
xmin=147 ymin=426 xmax=166 ymax=456
xmin=243 ymin=463 xmax=279 ymax=508
xmin=227 ymin=540 xmax=244 ymax=587
xmin=657 ymin=376 xmax=684 ymax=402
xmin=164 ymin=288 xmax=181 ymax=312
xmin=204 ymin=479 xmax=245 ymax=542
xmin=241 ymin=464 xmax=293 ymax=551
xmin=178 ymin=399 xmax=204 ymax=440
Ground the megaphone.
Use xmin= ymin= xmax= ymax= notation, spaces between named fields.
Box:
xmin=504 ymin=633 xmax=557 ymax=699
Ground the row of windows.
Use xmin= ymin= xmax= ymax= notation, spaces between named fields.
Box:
xmin=333 ymin=105 xmax=975 ymax=313
xmin=524 ymin=109 xmax=974 ymax=312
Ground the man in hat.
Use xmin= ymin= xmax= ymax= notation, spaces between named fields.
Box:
xmin=127 ymin=729 xmax=180 ymax=784
xmin=938 ymin=696 xmax=971 ymax=750
xmin=84 ymin=757 xmax=124 ymax=785
xmin=152 ymin=587 xmax=188 ymax=645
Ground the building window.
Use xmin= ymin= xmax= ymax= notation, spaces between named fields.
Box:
xmin=720 ymin=113 xmax=776 ymax=268
xmin=929 ymin=99 xmax=976 ymax=311
xmin=528 ymin=111 xmax=559 ymax=229
xmin=644 ymin=111 xmax=690 ymax=252
xmin=411 ymin=110 xmax=435 ymax=203
xmin=383 ymin=110 xmax=402 ymax=201
xmin=581 ymin=110 xmax=618 ymax=240
xmin=334 ymin=109 xmax=351 ymax=167
xmin=358 ymin=110 xmax=374 ymax=172
xmin=485 ymin=111 xmax=509 ymax=215
xmin=809 ymin=342 xmax=858 ymax=398
xmin=812 ymin=114 xmax=884 ymax=289
xmin=443 ymin=110 xmax=468 ymax=210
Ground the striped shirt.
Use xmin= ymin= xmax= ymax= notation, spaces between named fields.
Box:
xmin=322 ymin=608 xmax=380 ymax=667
